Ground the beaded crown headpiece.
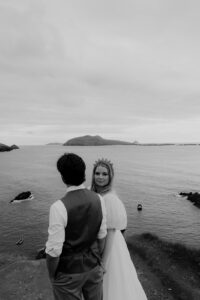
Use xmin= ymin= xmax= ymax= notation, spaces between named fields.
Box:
xmin=93 ymin=158 xmax=114 ymax=174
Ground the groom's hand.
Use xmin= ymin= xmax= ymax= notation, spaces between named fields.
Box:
xmin=46 ymin=254 xmax=60 ymax=282
xmin=101 ymin=263 xmax=106 ymax=274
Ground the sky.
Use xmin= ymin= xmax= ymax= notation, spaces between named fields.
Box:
xmin=1 ymin=0 xmax=200 ymax=145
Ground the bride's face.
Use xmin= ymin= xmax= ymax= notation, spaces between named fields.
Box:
xmin=94 ymin=165 xmax=109 ymax=187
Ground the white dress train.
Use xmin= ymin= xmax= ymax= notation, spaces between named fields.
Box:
xmin=103 ymin=191 xmax=147 ymax=300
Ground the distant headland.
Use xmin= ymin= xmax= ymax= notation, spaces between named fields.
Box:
xmin=0 ymin=143 xmax=19 ymax=152
xmin=63 ymin=135 xmax=200 ymax=146
xmin=46 ymin=143 xmax=62 ymax=145
xmin=63 ymin=135 xmax=135 ymax=146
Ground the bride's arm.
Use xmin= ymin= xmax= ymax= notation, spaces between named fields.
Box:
xmin=102 ymin=228 xmax=116 ymax=270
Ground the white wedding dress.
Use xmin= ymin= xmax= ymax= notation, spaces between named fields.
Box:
xmin=103 ymin=191 xmax=147 ymax=300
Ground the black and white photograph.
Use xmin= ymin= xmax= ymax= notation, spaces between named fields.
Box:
xmin=0 ymin=1 xmax=200 ymax=299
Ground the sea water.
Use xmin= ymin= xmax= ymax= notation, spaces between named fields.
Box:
xmin=0 ymin=145 xmax=200 ymax=258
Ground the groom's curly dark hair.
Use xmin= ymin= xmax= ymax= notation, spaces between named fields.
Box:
xmin=57 ymin=153 xmax=86 ymax=186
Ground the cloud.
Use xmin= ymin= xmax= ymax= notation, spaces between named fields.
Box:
xmin=0 ymin=0 xmax=200 ymax=144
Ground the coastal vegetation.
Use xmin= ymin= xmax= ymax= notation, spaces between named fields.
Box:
xmin=127 ymin=233 xmax=200 ymax=300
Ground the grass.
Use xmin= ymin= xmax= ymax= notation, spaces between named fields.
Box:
xmin=127 ymin=233 xmax=200 ymax=300
xmin=0 ymin=253 xmax=27 ymax=270
xmin=138 ymin=233 xmax=200 ymax=275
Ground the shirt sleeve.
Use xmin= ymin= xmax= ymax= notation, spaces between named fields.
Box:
xmin=45 ymin=200 xmax=67 ymax=257
xmin=104 ymin=192 xmax=127 ymax=230
xmin=97 ymin=195 xmax=107 ymax=239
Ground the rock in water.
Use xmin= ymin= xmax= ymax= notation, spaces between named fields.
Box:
xmin=10 ymin=191 xmax=33 ymax=203
xmin=137 ymin=204 xmax=143 ymax=211
xmin=179 ymin=192 xmax=200 ymax=208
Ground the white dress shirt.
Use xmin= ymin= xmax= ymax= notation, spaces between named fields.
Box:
xmin=46 ymin=184 xmax=107 ymax=257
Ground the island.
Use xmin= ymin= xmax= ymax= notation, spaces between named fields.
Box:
xmin=49 ymin=135 xmax=200 ymax=147
xmin=63 ymin=135 xmax=134 ymax=146
xmin=0 ymin=143 xmax=19 ymax=152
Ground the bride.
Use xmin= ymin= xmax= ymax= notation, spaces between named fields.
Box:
xmin=91 ymin=158 xmax=148 ymax=300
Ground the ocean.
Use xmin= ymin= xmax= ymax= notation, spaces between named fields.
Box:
xmin=0 ymin=145 xmax=200 ymax=258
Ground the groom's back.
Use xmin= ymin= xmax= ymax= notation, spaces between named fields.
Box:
xmin=61 ymin=189 xmax=102 ymax=253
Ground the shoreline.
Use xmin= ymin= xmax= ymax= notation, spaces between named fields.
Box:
xmin=1 ymin=233 xmax=200 ymax=300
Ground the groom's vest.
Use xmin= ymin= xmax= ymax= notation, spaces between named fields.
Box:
xmin=57 ymin=189 xmax=103 ymax=274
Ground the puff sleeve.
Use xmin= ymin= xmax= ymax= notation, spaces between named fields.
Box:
xmin=103 ymin=191 xmax=127 ymax=230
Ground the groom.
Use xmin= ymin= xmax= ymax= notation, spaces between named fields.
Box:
xmin=46 ymin=153 xmax=107 ymax=300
